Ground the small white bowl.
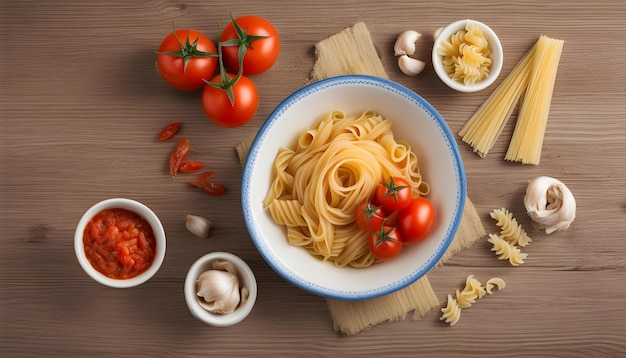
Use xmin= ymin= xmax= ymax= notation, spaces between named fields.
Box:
xmin=74 ymin=198 xmax=166 ymax=288
xmin=184 ymin=252 xmax=257 ymax=327
xmin=432 ymin=19 xmax=503 ymax=92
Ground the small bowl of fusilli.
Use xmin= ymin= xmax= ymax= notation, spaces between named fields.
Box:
xmin=432 ymin=19 xmax=503 ymax=92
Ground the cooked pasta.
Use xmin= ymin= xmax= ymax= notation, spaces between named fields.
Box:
xmin=440 ymin=294 xmax=462 ymax=326
xmin=437 ymin=21 xmax=493 ymax=85
xmin=264 ymin=110 xmax=429 ymax=268
xmin=487 ymin=234 xmax=528 ymax=266
xmin=506 ymin=35 xmax=564 ymax=164
xmin=485 ymin=277 xmax=506 ymax=294
xmin=490 ymin=208 xmax=532 ymax=247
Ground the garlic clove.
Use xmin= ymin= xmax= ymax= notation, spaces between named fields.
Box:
xmin=394 ymin=30 xmax=422 ymax=56
xmin=212 ymin=259 xmax=239 ymax=276
xmin=524 ymin=176 xmax=576 ymax=234
xmin=185 ymin=214 xmax=213 ymax=238
xmin=433 ymin=27 xmax=444 ymax=42
xmin=196 ymin=266 xmax=241 ymax=314
xmin=240 ymin=286 xmax=250 ymax=305
xmin=398 ymin=55 xmax=426 ymax=76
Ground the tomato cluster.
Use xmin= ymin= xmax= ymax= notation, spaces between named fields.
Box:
xmin=156 ymin=15 xmax=280 ymax=128
xmin=356 ymin=176 xmax=435 ymax=261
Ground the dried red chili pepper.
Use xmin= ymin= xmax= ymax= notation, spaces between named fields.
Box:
xmin=178 ymin=160 xmax=204 ymax=173
xmin=189 ymin=171 xmax=216 ymax=187
xmin=169 ymin=138 xmax=190 ymax=176
xmin=188 ymin=171 xmax=225 ymax=196
xmin=200 ymin=182 xmax=226 ymax=196
xmin=157 ymin=122 xmax=181 ymax=141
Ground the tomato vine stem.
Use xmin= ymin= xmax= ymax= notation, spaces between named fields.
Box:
xmin=156 ymin=25 xmax=218 ymax=73
xmin=205 ymin=14 xmax=270 ymax=106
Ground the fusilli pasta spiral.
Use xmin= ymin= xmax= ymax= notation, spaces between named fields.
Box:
xmin=485 ymin=277 xmax=506 ymax=294
xmin=441 ymin=275 xmax=506 ymax=326
xmin=455 ymin=274 xmax=486 ymax=308
xmin=440 ymin=294 xmax=462 ymax=326
xmin=455 ymin=289 xmax=476 ymax=309
xmin=487 ymin=234 xmax=528 ymax=266
xmin=490 ymin=208 xmax=532 ymax=247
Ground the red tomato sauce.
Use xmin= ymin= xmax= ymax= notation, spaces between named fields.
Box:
xmin=83 ymin=208 xmax=157 ymax=279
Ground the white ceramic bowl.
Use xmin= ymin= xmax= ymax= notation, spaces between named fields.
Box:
xmin=184 ymin=252 xmax=257 ymax=327
xmin=432 ymin=19 xmax=503 ymax=92
xmin=74 ymin=198 xmax=166 ymax=288
xmin=241 ymin=75 xmax=466 ymax=300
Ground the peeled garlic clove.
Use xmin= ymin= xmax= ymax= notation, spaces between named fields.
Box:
xmin=196 ymin=261 xmax=242 ymax=314
xmin=394 ymin=30 xmax=422 ymax=56
xmin=433 ymin=27 xmax=444 ymax=42
xmin=240 ymin=286 xmax=250 ymax=305
xmin=524 ymin=176 xmax=576 ymax=234
xmin=212 ymin=259 xmax=238 ymax=275
xmin=186 ymin=214 xmax=213 ymax=238
xmin=197 ymin=273 xmax=240 ymax=314
xmin=398 ymin=55 xmax=426 ymax=76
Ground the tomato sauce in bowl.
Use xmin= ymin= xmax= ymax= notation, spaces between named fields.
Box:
xmin=83 ymin=208 xmax=157 ymax=280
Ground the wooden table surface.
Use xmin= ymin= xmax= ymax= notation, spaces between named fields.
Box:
xmin=2 ymin=1 xmax=625 ymax=357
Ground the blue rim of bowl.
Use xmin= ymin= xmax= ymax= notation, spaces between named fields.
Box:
xmin=241 ymin=74 xmax=466 ymax=300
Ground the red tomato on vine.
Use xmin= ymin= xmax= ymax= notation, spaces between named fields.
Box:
xmin=156 ymin=29 xmax=218 ymax=90
xmin=355 ymin=199 xmax=387 ymax=232
xmin=397 ymin=197 xmax=435 ymax=243
xmin=368 ymin=225 xmax=403 ymax=261
xmin=201 ymin=72 xmax=258 ymax=128
xmin=219 ymin=15 xmax=280 ymax=75
xmin=375 ymin=176 xmax=413 ymax=212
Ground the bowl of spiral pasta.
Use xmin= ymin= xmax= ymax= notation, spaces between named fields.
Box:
xmin=242 ymin=75 xmax=466 ymax=300
xmin=432 ymin=19 xmax=503 ymax=92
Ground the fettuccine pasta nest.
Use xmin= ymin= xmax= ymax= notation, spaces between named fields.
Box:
xmin=263 ymin=110 xmax=429 ymax=268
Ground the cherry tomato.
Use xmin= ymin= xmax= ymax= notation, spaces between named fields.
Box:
xmin=157 ymin=122 xmax=181 ymax=141
xmin=375 ymin=176 xmax=413 ymax=212
xmin=178 ymin=161 xmax=204 ymax=173
xmin=219 ymin=15 xmax=280 ymax=75
xmin=368 ymin=225 xmax=403 ymax=261
xmin=397 ymin=197 xmax=435 ymax=244
xmin=169 ymin=138 xmax=190 ymax=176
xmin=157 ymin=29 xmax=218 ymax=90
xmin=201 ymin=72 xmax=258 ymax=127
xmin=355 ymin=199 xmax=387 ymax=232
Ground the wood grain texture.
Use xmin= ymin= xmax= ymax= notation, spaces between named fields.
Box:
xmin=1 ymin=0 xmax=625 ymax=357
